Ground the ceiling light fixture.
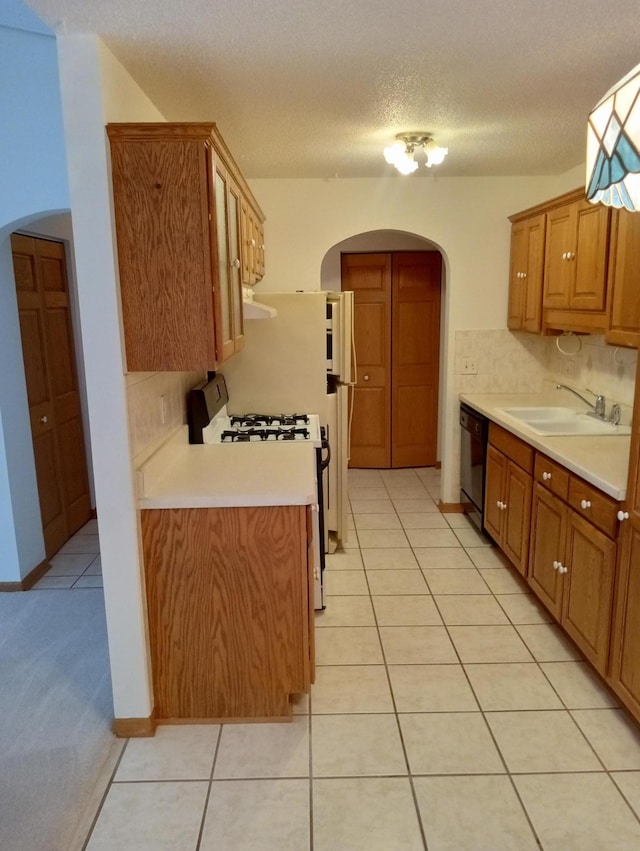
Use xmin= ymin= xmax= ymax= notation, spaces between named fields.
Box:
xmin=383 ymin=133 xmax=448 ymax=174
xmin=586 ymin=61 xmax=640 ymax=211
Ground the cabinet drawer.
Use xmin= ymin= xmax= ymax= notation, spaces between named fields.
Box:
xmin=568 ymin=477 xmax=619 ymax=538
xmin=489 ymin=423 xmax=534 ymax=474
xmin=534 ymin=453 xmax=570 ymax=501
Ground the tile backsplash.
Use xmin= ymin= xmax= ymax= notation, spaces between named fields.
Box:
xmin=455 ymin=329 xmax=637 ymax=415
xmin=126 ymin=370 xmax=205 ymax=465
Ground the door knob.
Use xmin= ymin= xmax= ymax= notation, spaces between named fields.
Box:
xmin=363 ymin=375 xmax=370 ymax=381
xmin=40 ymin=416 xmax=48 ymax=423
xmin=618 ymin=511 xmax=630 ymax=521
xmin=543 ymin=471 xmax=551 ymax=481
xmin=581 ymin=499 xmax=592 ymax=509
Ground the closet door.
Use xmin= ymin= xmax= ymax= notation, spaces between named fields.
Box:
xmin=341 ymin=253 xmax=392 ymax=468
xmin=391 ymin=252 xmax=441 ymax=467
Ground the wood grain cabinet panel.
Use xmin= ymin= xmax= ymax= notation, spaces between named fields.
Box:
xmin=608 ymin=356 xmax=640 ymax=722
xmin=141 ymin=504 xmax=313 ymax=721
xmin=484 ymin=429 xmax=532 ymax=577
xmin=107 ymin=123 xmax=263 ymax=372
xmin=543 ymin=192 xmax=611 ymax=333
xmin=507 ymin=213 xmax=545 ymax=332
xmin=606 ymin=208 xmax=640 ymax=348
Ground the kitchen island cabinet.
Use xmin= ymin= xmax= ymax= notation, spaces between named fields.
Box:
xmin=142 ymin=504 xmax=314 ymax=721
xmin=106 ymin=122 xmax=264 ymax=372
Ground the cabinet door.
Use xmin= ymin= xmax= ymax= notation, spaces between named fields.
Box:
xmin=522 ymin=214 xmax=545 ymax=333
xmin=507 ymin=221 xmax=527 ymax=330
xmin=609 ymin=356 xmax=640 ymax=718
xmin=502 ymin=461 xmax=532 ymax=576
xmin=213 ymin=159 xmax=234 ymax=361
xmin=240 ymin=200 xmax=256 ymax=285
xmin=484 ymin=444 xmax=506 ymax=544
xmin=572 ymin=200 xmax=610 ymax=311
xmin=606 ymin=208 xmax=640 ymax=348
xmin=227 ymin=180 xmax=244 ymax=352
xmin=562 ymin=510 xmax=616 ymax=674
xmin=544 ymin=204 xmax=574 ymax=310
xmin=528 ymin=484 xmax=565 ymax=619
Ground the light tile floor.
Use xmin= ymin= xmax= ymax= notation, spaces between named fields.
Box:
xmin=78 ymin=468 xmax=640 ymax=849
xmin=33 ymin=518 xmax=103 ymax=589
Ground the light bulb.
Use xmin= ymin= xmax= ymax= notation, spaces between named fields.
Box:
xmin=424 ymin=140 xmax=448 ymax=167
xmin=383 ymin=141 xmax=407 ymax=165
xmin=395 ymin=155 xmax=418 ymax=175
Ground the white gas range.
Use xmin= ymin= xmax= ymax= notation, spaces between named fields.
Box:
xmin=188 ymin=375 xmax=328 ymax=610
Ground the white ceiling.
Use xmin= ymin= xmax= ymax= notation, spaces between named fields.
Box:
xmin=24 ymin=0 xmax=640 ymax=180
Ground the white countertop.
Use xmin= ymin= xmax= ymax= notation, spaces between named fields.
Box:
xmin=460 ymin=392 xmax=631 ymax=501
xmin=137 ymin=427 xmax=318 ymax=509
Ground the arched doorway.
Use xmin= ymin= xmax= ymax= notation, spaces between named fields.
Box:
xmin=321 ymin=230 xmax=445 ymax=470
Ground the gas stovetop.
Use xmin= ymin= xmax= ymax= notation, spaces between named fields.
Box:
xmin=203 ymin=409 xmax=322 ymax=446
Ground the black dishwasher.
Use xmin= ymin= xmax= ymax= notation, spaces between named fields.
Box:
xmin=460 ymin=403 xmax=489 ymax=532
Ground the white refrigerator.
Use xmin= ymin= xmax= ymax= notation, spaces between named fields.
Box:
xmin=220 ymin=290 xmax=354 ymax=552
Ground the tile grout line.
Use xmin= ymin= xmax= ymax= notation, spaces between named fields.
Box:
xmin=194 ymin=724 xmax=223 ymax=850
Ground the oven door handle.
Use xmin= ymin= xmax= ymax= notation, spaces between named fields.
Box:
xmin=320 ymin=426 xmax=331 ymax=471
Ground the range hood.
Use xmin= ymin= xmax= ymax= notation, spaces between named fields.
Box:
xmin=242 ymin=286 xmax=278 ymax=320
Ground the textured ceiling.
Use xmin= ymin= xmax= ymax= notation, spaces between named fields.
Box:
xmin=25 ymin=0 xmax=640 ymax=179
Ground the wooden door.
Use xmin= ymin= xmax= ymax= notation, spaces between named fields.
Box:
xmin=609 ymin=356 xmax=640 ymax=718
xmin=502 ymin=462 xmax=532 ymax=576
xmin=606 ymin=208 xmax=640 ymax=348
xmin=528 ymin=484 xmax=565 ymax=619
xmin=342 ymin=253 xmax=392 ymax=467
xmin=544 ymin=204 xmax=574 ymax=309
xmin=483 ymin=444 xmax=506 ymax=545
xmin=391 ymin=252 xmax=441 ymax=467
xmin=11 ymin=234 xmax=91 ymax=558
xmin=572 ymin=200 xmax=610 ymax=311
xmin=562 ymin=510 xmax=616 ymax=674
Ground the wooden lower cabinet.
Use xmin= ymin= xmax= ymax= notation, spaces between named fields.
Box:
xmin=141 ymin=504 xmax=314 ymax=721
xmin=484 ymin=427 xmax=533 ymax=576
xmin=528 ymin=482 xmax=616 ymax=674
xmin=609 ymin=525 xmax=640 ymax=716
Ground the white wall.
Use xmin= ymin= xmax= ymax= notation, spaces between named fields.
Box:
xmin=0 ymin=22 xmax=70 ymax=581
xmin=250 ymin=172 xmax=584 ymax=500
xmin=56 ymin=34 xmax=164 ymax=720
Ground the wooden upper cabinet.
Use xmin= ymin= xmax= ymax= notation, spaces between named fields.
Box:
xmin=606 ymin=208 xmax=640 ymax=348
xmin=106 ymin=123 xmax=262 ymax=371
xmin=240 ymin=200 xmax=266 ymax=286
xmin=507 ymin=213 xmax=545 ymax=332
xmin=542 ymin=189 xmax=611 ymax=333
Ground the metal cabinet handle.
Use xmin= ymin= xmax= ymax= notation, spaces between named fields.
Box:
xmin=497 ymin=500 xmax=502 ymax=509
xmin=233 ymin=258 xmax=240 ymax=269
xmin=363 ymin=375 xmax=370 ymax=381
xmin=553 ymin=560 xmax=560 ymax=570
xmin=581 ymin=499 xmax=592 ymax=510
xmin=618 ymin=510 xmax=630 ymax=521
xmin=543 ymin=471 xmax=552 ymax=481
xmin=558 ymin=564 xmax=568 ymax=574
xmin=40 ymin=415 xmax=48 ymax=423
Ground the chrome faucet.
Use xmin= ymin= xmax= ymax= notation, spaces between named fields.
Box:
xmin=556 ymin=384 xmax=606 ymax=419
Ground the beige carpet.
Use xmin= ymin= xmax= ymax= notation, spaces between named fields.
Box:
xmin=0 ymin=589 xmax=121 ymax=851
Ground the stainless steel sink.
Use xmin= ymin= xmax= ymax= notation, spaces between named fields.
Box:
xmin=497 ymin=406 xmax=631 ymax=436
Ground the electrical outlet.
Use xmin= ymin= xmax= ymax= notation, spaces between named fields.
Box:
xmin=461 ymin=356 xmax=478 ymax=375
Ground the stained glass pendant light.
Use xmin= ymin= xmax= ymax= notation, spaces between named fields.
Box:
xmin=586 ymin=61 xmax=640 ymax=211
